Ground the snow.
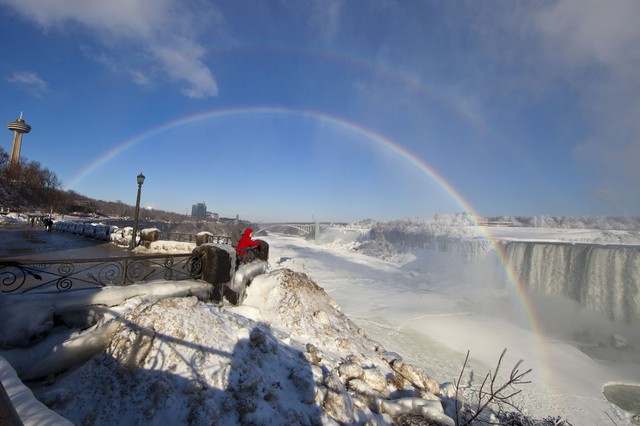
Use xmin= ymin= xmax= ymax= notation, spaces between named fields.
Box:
xmin=0 ymin=356 xmax=72 ymax=425
xmin=482 ymin=226 xmax=640 ymax=246
xmin=0 ymin=212 xmax=29 ymax=224
xmin=1 ymin=222 xmax=640 ymax=425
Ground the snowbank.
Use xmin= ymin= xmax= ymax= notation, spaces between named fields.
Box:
xmin=0 ymin=213 xmax=29 ymax=224
xmin=5 ymin=270 xmax=462 ymax=425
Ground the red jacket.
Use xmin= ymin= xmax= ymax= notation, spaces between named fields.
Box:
xmin=236 ymin=228 xmax=260 ymax=250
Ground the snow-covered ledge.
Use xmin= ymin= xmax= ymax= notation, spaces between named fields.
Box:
xmin=0 ymin=281 xmax=212 ymax=377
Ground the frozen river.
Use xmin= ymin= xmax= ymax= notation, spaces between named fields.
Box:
xmin=261 ymin=233 xmax=640 ymax=425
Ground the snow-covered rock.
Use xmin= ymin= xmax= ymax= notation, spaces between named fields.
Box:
xmin=26 ymin=269 xmax=453 ymax=425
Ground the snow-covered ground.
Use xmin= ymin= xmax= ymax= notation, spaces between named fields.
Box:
xmin=1 ymin=221 xmax=640 ymax=425
xmin=482 ymin=226 xmax=640 ymax=246
xmin=267 ymin=230 xmax=640 ymax=424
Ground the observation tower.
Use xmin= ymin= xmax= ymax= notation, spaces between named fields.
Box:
xmin=7 ymin=113 xmax=31 ymax=171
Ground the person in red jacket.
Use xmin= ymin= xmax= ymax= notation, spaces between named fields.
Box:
xmin=235 ymin=228 xmax=260 ymax=266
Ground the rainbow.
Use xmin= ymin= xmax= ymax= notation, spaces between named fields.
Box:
xmin=69 ymin=106 xmax=548 ymax=384
xmin=69 ymin=106 xmax=468 ymax=195
xmin=202 ymin=43 xmax=489 ymax=135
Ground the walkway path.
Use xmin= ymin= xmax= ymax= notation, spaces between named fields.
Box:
xmin=0 ymin=224 xmax=128 ymax=260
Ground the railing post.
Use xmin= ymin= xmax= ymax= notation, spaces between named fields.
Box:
xmin=121 ymin=258 xmax=128 ymax=285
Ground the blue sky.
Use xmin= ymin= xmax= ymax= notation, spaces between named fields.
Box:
xmin=1 ymin=1 xmax=639 ymax=222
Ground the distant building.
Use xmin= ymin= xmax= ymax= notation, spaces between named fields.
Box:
xmin=7 ymin=113 xmax=31 ymax=174
xmin=191 ymin=202 xmax=207 ymax=218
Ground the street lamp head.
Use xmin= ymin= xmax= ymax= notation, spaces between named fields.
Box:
xmin=137 ymin=173 xmax=145 ymax=186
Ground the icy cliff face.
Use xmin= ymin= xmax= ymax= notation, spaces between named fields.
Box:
xmin=503 ymin=242 xmax=640 ymax=323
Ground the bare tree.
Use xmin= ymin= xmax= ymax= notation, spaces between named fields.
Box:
xmin=455 ymin=349 xmax=533 ymax=425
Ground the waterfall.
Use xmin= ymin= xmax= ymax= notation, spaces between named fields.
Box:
xmin=502 ymin=242 xmax=640 ymax=323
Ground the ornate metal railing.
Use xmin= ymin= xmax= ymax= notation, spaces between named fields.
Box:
xmin=0 ymin=253 xmax=203 ymax=293
xmin=163 ymin=232 xmax=197 ymax=243
xmin=236 ymin=246 xmax=259 ymax=263
xmin=162 ymin=232 xmax=232 ymax=245
xmin=206 ymin=235 xmax=232 ymax=244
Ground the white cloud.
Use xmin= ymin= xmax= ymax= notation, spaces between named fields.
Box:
xmin=309 ymin=0 xmax=344 ymax=42
xmin=532 ymin=0 xmax=640 ymax=211
xmin=274 ymin=0 xmax=344 ymax=43
xmin=419 ymin=1 xmax=640 ymax=213
xmin=0 ymin=0 xmax=220 ymax=98
xmin=535 ymin=0 xmax=640 ymax=69
xmin=129 ymin=69 xmax=154 ymax=89
xmin=6 ymin=71 xmax=49 ymax=97
xmin=153 ymin=38 xmax=218 ymax=98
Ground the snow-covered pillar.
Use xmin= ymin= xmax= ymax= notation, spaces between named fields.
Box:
xmin=191 ymin=244 xmax=235 ymax=302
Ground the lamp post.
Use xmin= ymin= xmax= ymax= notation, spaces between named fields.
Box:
xmin=129 ymin=173 xmax=145 ymax=251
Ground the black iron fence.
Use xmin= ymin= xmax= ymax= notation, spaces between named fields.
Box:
xmin=205 ymin=235 xmax=233 ymax=244
xmin=0 ymin=253 xmax=203 ymax=293
xmin=236 ymin=246 xmax=259 ymax=264
xmin=162 ymin=232 xmax=232 ymax=245
xmin=162 ymin=232 xmax=197 ymax=243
